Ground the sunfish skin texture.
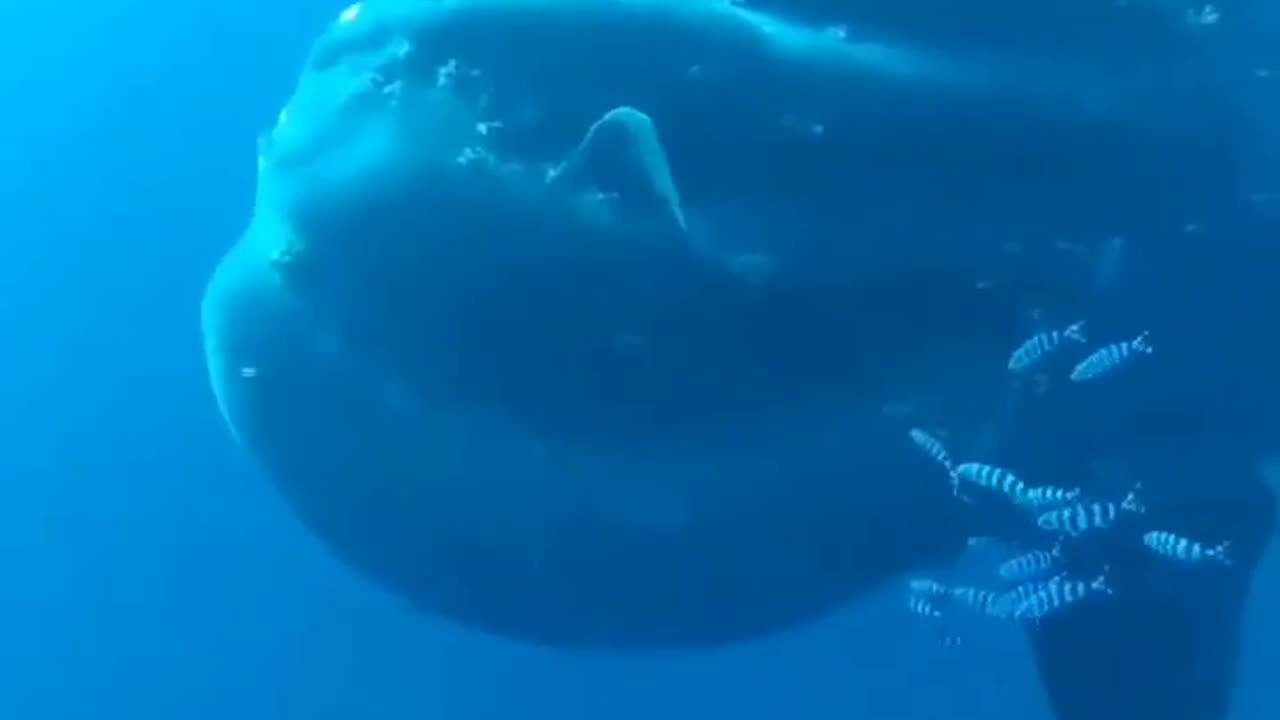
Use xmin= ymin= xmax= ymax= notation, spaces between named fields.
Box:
xmin=202 ymin=6 xmax=1271 ymax=720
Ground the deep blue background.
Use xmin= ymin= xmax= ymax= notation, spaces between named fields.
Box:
xmin=0 ymin=1 xmax=1275 ymax=718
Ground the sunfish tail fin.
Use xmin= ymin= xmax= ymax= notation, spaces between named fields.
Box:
xmin=1026 ymin=471 xmax=1274 ymax=720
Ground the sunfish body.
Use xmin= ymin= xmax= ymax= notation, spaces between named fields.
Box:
xmin=201 ymin=2 xmax=1271 ymax=720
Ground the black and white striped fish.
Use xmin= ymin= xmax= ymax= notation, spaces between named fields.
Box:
xmin=949 ymin=585 xmax=1014 ymax=619
xmin=1143 ymin=531 xmax=1232 ymax=566
xmin=1022 ymin=485 xmax=1081 ymax=508
xmin=955 ymin=462 xmax=1059 ymax=508
xmin=1002 ymin=574 xmax=1065 ymax=613
xmin=1036 ymin=485 xmax=1144 ymax=537
xmin=954 ymin=462 xmax=1032 ymax=501
xmin=1069 ymin=331 xmax=1153 ymax=382
xmin=905 ymin=590 xmax=966 ymax=647
xmin=908 ymin=428 xmax=953 ymax=471
xmin=998 ymin=546 xmax=1062 ymax=582
xmin=1012 ymin=570 xmax=1111 ymax=622
xmin=907 ymin=593 xmax=944 ymax=617
xmin=908 ymin=577 xmax=949 ymax=597
xmin=1008 ymin=321 xmax=1087 ymax=373
xmin=908 ymin=428 xmax=962 ymax=497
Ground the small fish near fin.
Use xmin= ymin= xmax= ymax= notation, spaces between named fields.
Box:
xmin=547 ymin=106 xmax=688 ymax=235
xmin=1024 ymin=471 xmax=1275 ymax=720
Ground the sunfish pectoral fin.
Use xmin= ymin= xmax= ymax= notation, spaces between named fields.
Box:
xmin=547 ymin=106 xmax=688 ymax=235
xmin=1025 ymin=475 xmax=1275 ymax=720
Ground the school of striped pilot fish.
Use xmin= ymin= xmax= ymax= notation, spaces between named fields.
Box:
xmin=902 ymin=321 xmax=1230 ymax=642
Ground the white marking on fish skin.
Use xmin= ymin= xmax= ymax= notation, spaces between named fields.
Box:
xmin=435 ymin=59 xmax=481 ymax=90
xmin=1143 ymin=531 xmax=1232 ymax=566
xmin=337 ymin=2 xmax=362 ymax=25
xmin=454 ymin=146 xmax=495 ymax=168
xmin=1069 ymin=331 xmax=1153 ymax=382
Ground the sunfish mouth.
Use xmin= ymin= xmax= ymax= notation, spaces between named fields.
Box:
xmin=202 ymin=9 xmax=1271 ymax=720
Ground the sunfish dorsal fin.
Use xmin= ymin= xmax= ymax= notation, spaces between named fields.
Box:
xmin=547 ymin=106 xmax=687 ymax=234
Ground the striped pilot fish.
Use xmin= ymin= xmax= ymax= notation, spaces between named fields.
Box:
xmin=1069 ymin=331 xmax=1153 ymax=382
xmin=908 ymin=428 xmax=961 ymax=496
xmin=1008 ymin=321 xmax=1087 ymax=373
xmin=1020 ymin=484 xmax=1082 ymax=508
xmin=905 ymin=586 xmax=966 ymax=648
xmin=907 ymin=593 xmax=944 ymax=617
xmin=1143 ymin=530 xmax=1232 ymax=566
xmin=908 ymin=577 xmax=949 ymax=597
xmin=1002 ymin=574 xmax=1065 ymax=613
xmin=948 ymin=585 xmax=1014 ymax=619
xmin=998 ymin=546 xmax=1062 ymax=583
xmin=1012 ymin=570 xmax=1112 ymax=622
xmin=954 ymin=462 xmax=1033 ymax=503
xmin=1036 ymin=485 xmax=1144 ymax=537
xmin=908 ymin=428 xmax=953 ymax=472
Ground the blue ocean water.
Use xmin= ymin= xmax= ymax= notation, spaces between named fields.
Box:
xmin=1 ymin=0 xmax=1278 ymax=718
